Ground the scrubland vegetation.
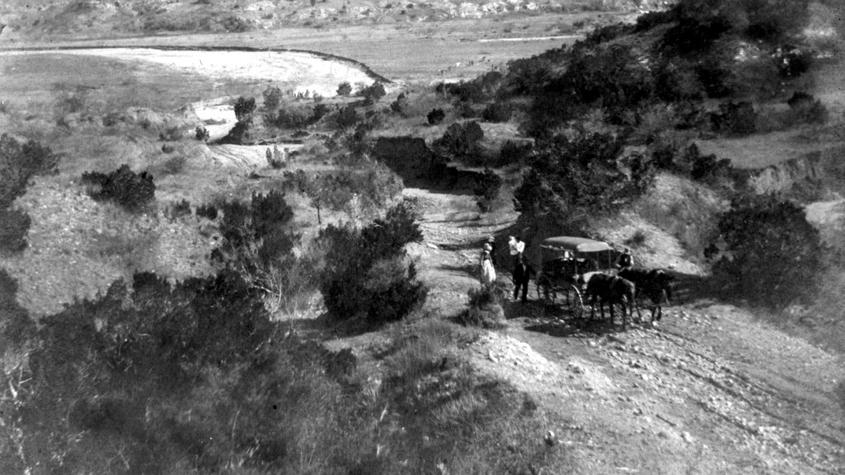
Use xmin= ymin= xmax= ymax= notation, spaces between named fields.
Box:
xmin=2 ymin=0 xmax=844 ymax=472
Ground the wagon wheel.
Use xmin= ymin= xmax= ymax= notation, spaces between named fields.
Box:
xmin=568 ymin=284 xmax=586 ymax=319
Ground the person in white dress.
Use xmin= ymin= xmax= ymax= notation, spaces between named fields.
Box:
xmin=480 ymin=243 xmax=496 ymax=285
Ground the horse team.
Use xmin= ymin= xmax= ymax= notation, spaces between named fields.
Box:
xmin=585 ymin=269 xmax=675 ymax=329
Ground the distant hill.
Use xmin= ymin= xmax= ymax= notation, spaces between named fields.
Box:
xmin=0 ymin=0 xmax=672 ymax=41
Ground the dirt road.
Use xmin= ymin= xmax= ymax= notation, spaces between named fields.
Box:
xmin=405 ymin=186 xmax=845 ymax=473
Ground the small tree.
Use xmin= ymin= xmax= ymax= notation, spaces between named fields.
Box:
xmin=359 ymin=82 xmax=386 ymax=104
xmin=262 ymin=86 xmax=283 ymax=110
xmin=712 ymin=194 xmax=823 ymax=308
xmin=0 ymin=134 xmax=58 ymax=208
xmin=234 ymin=96 xmax=256 ymax=121
xmin=337 ymin=82 xmax=353 ymax=96
xmin=81 ymin=165 xmax=155 ymax=211
xmin=427 ymin=108 xmax=445 ymax=125
xmin=318 ymin=201 xmax=426 ymax=325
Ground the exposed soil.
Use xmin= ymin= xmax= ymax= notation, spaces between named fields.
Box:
xmin=396 ymin=184 xmax=845 ymax=474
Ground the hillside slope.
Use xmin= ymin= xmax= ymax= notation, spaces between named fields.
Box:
xmin=392 ymin=183 xmax=845 ymax=474
xmin=0 ymin=0 xmax=670 ymax=41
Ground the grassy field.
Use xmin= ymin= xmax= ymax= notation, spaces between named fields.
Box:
xmin=0 ymin=14 xmax=598 ymax=83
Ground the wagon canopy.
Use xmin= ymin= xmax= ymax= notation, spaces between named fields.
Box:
xmin=540 ymin=236 xmax=612 ymax=253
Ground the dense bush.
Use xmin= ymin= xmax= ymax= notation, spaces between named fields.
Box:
xmin=634 ymin=9 xmax=675 ymax=32
xmin=337 ymin=81 xmax=353 ymax=96
xmin=233 ymin=96 xmax=256 ymax=121
xmin=318 ymin=201 xmax=427 ymax=324
xmin=195 ymin=125 xmax=210 ymax=141
xmin=268 ymin=104 xmax=313 ymax=129
xmin=653 ymin=60 xmax=705 ymax=102
xmin=524 ymin=43 xmax=652 ymax=134
xmin=481 ymin=102 xmax=513 ymax=122
xmin=458 ymin=282 xmax=508 ymax=329
xmin=662 ymin=0 xmax=811 ymax=53
xmin=359 ymin=82 xmax=387 ymax=104
xmin=427 ymin=108 xmax=446 ymax=125
xmin=498 ymin=140 xmax=534 ymax=165
xmin=196 ymin=203 xmax=218 ymax=220
xmin=712 ymin=194 xmax=823 ymax=308
xmin=9 ymin=269 xmax=368 ymax=473
xmin=774 ymin=46 xmax=813 ymax=78
xmin=334 ymin=105 xmax=360 ymax=129
xmin=514 ymin=132 xmax=655 ymax=227
xmin=687 ymin=145 xmax=732 ymax=183
xmin=474 ymin=168 xmax=502 ymax=213
xmin=0 ymin=207 xmax=31 ymax=253
xmin=81 ymin=165 xmax=155 ymax=211
xmin=786 ymin=92 xmax=828 ymax=124
xmin=262 ymin=85 xmax=283 ymax=110
xmin=0 ymin=134 xmax=58 ymax=208
xmin=710 ymin=101 xmax=758 ymax=136
xmin=438 ymin=80 xmax=485 ymax=103
xmin=390 ymin=92 xmax=408 ymax=115
xmin=215 ymin=190 xmax=296 ymax=267
xmin=434 ymin=121 xmax=484 ymax=158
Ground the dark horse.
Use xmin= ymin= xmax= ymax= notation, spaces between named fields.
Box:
xmin=618 ymin=268 xmax=674 ymax=322
xmin=585 ymin=273 xmax=639 ymax=329
xmin=512 ymin=259 xmax=534 ymax=303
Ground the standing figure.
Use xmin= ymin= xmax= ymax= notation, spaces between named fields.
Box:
xmin=617 ymin=247 xmax=634 ymax=270
xmin=480 ymin=243 xmax=496 ymax=285
xmin=508 ymin=235 xmax=525 ymax=264
xmin=512 ymin=255 xmax=531 ymax=303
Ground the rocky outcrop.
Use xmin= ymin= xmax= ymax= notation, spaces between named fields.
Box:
xmin=747 ymin=146 xmax=845 ymax=195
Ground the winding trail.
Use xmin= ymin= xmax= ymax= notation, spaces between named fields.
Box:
xmin=404 ymin=186 xmax=845 ymax=474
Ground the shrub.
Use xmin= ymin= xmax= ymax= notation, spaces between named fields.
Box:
xmin=337 ymin=81 xmax=353 ymax=96
xmin=775 ymin=46 xmax=813 ymax=78
xmin=634 ymin=9 xmax=676 ymax=32
xmin=390 ymin=93 xmax=408 ymax=114
xmin=434 ymin=121 xmax=484 ymax=157
xmin=710 ymin=101 xmax=757 ymax=136
xmin=514 ymin=132 xmax=655 ymax=228
xmin=262 ymin=85 xmax=283 ymax=110
xmin=269 ymin=107 xmax=307 ymax=129
xmin=481 ymin=102 xmax=512 ymax=122
xmin=195 ymin=126 xmax=210 ymax=141
xmin=459 ymin=283 xmax=508 ymax=329
xmin=685 ymin=143 xmax=732 ymax=182
xmin=233 ymin=96 xmax=256 ymax=121
xmin=15 ymin=271 xmax=274 ymax=472
xmin=216 ymin=190 xmax=295 ymax=266
xmin=0 ymin=207 xmax=31 ymax=253
xmin=653 ymin=60 xmax=704 ymax=102
xmin=624 ymin=229 xmax=647 ymax=248
xmin=712 ymin=194 xmax=823 ymax=308
xmin=427 ymin=108 xmax=445 ymax=125
xmin=498 ymin=140 xmax=533 ymax=165
xmin=334 ymin=105 xmax=360 ymax=129
xmin=266 ymin=145 xmax=286 ymax=168
xmin=220 ymin=120 xmax=251 ymax=144
xmin=786 ymin=92 xmax=828 ymax=124
xmin=318 ymin=201 xmax=426 ymax=324
xmin=196 ymin=203 xmax=218 ymax=220
xmin=166 ymin=199 xmax=191 ymax=220
xmin=0 ymin=134 xmax=58 ymax=208
xmin=440 ymin=81 xmax=485 ymax=102
xmin=81 ymin=165 xmax=155 ymax=211
xmin=474 ymin=168 xmax=501 ymax=213
xmin=359 ymin=82 xmax=386 ymax=103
